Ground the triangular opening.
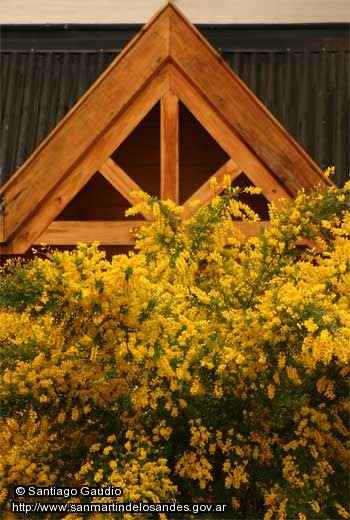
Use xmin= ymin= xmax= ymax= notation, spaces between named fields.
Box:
xmin=56 ymin=172 xmax=145 ymax=221
xmin=233 ymin=172 xmax=270 ymax=220
xmin=111 ymin=102 xmax=160 ymax=197
xmin=179 ymin=101 xmax=229 ymax=204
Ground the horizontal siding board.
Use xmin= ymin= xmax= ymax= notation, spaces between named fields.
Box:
xmin=2 ymin=24 xmax=348 ymax=52
xmin=0 ymin=25 xmax=349 ymax=187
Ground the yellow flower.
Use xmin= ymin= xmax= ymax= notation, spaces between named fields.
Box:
xmin=267 ymin=384 xmax=275 ymax=399
xmin=94 ymin=469 xmax=103 ymax=483
xmin=57 ymin=412 xmax=66 ymax=423
xmin=178 ymin=398 xmax=187 ymax=409
xmin=125 ymin=429 xmax=134 ymax=440
xmin=304 ymin=318 xmax=318 ymax=333
xmin=335 ymin=502 xmax=350 ymax=519
xmin=310 ymin=500 xmax=320 ymax=513
xmin=209 ymin=176 xmax=218 ymax=188
xmin=103 ymin=446 xmax=113 ymax=456
xmin=109 ymin=460 xmax=117 ymax=470
xmin=71 ymin=408 xmax=79 ymax=421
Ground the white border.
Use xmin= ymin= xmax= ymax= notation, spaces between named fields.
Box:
xmin=1 ymin=0 xmax=349 ymax=24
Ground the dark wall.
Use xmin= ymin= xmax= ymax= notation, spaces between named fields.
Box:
xmin=1 ymin=24 xmax=349 ymax=187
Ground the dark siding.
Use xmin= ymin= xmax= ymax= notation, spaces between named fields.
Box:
xmin=1 ymin=24 xmax=349 ymax=187
xmin=223 ymin=49 xmax=349 ymax=185
xmin=0 ymin=50 xmax=116 ymax=184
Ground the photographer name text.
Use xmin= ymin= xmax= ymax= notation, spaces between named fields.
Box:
xmin=14 ymin=485 xmax=123 ymax=499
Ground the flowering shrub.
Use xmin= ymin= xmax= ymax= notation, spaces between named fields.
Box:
xmin=0 ymin=175 xmax=349 ymax=519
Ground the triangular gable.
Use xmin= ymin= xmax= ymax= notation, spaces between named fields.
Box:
xmin=0 ymin=4 xmax=331 ymax=254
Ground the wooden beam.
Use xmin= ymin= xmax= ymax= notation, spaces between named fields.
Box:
xmin=169 ymin=65 xmax=292 ymax=206
xmin=35 ymin=220 xmax=316 ymax=248
xmin=1 ymin=9 xmax=171 ymax=242
xmin=161 ymin=92 xmax=179 ymax=202
xmin=4 ymin=69 xmax=169 ymax=253
xmin=182 ymin=159 xmax=242 ymax=219
xmin=0 ymin=218 xmax=320 ymax=254
xmin=99 ymin=158 xmax=153 ymax=221
xmin=235 ymin=220 xmax=270 ymax=237
xmin=0 ymin=207 xmax=4 ymax=243
xmin=35 ymin=220 xmax=146 ymax=246
xmin=99 ymin=158 xmax=142 ymax=204
xmin=168 ymin=6 xmax=330 ymax=196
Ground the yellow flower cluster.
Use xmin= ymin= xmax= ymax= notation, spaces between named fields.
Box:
xmin=1 ymin=178 xmax=349 ymax=518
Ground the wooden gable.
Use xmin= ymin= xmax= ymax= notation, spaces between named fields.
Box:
xmin=0 ymin=4 xmax=331 ymax=255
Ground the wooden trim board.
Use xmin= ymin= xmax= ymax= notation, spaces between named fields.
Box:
xmin=36 ymin=221 xmax=145 ymax=246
